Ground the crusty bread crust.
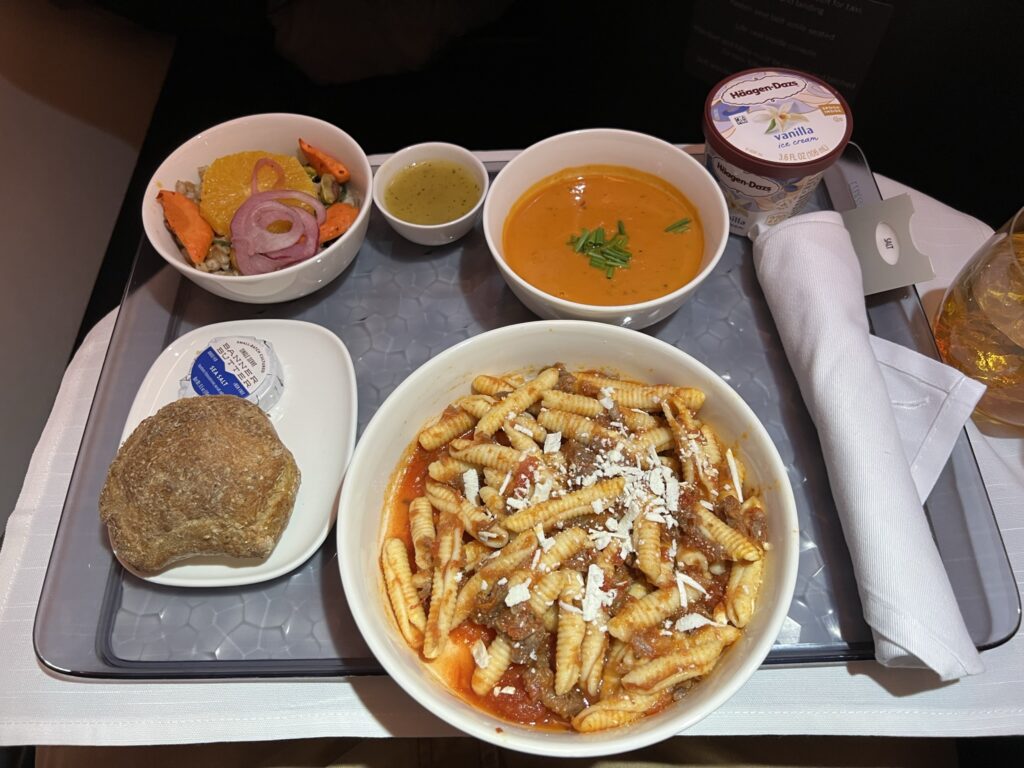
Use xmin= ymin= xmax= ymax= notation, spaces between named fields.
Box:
xmin=100 ymin=395 xmax=300 ymax=573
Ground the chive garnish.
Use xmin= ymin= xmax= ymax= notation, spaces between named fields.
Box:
xmin=665 ymin=218 xmax=691 ymax=234
xmin=568 ymin=222 xmax=633 ymax=278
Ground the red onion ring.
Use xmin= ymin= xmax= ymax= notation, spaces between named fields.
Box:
xmin=249 ymin=202 xmax=306 ymax=253
xmin=231 ymin=191 xmax=324 ymax=276
xmin=228 ymin=160 xmax=328 ymax=276
xmin=240 ymin=188 xmax=326 ymax=224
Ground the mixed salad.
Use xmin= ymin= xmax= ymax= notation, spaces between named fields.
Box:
xmin=157 ymin=139 xmax=360 ymax=276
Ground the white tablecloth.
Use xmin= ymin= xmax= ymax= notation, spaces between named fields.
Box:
xmin=1 ymin=176 xmax=1021 ymax=746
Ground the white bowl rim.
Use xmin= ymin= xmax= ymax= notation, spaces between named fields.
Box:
xmin=371 ymin=141 xmax=490 ymax=232
xmin=482 ymin=127 xmax=730 ymax=314
xmin=142 ymin=112 xmax=372 ymax=283
xmin=337 ymin=319 xmax=799 ymax=757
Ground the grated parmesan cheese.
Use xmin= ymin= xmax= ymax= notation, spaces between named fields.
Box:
xmin=505 ymin=581 xmax=531 ymax=607
xmin=499 ymin=471 xmax=512 ymax=494
xmin=581 ymin=564 xmax=615 ymax=622
xmin=506 ymin=496 xmax=528 ymax=511
xmin=665 ymin=475 xmax=680 ymax=512
xmin=675 ymin=571 xmax=690 ymax=610
xmin=674 ymin=613 xmax=724 ymax=633
xmin=472 ymin=640 xmax=491 ymax=669
xmin=726 ymin=449 xmax=743 ymax=503
xmin=462 ymin=469 xmax=480 ymax=505
xmin=677 ymin=570 xmax=708 ymax=596
xmin=648 ymin=466 xmax=666 ymax=496
xmin=535 ymin=524 xmax=555 ymax=551
xmin=530 ymin=478 xmax=553 ymax=504
xmin=543 ymin=431 xmax=562 ymax=454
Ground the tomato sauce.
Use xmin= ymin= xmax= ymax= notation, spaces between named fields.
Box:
xmin=385 ymin=443 xmax=442 ymax=552
xmin=443 ymin=624 xmax=571 ymax=730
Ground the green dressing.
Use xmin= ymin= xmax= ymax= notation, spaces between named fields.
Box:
xmin=384 ymin=160 xmax=481 ymax=225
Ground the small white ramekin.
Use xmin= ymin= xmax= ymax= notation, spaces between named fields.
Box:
xmin=372 ymin=142 xmax=489 ymax=247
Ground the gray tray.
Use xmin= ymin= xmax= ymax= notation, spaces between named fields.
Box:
xmin=34 ymin=148 xmax=1019 ymax=678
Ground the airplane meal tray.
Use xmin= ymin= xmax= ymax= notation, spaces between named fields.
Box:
xmin=34 ymin=148 xmax=1020 ymax=678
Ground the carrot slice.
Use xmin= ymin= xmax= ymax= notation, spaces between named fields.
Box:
xmin=319 ymin=202 xmax=360 ymax=244
xmin=299 ymin=138 xmax=351 ymax=184
xmin=157 ymin=190 xmax=214 ymax=265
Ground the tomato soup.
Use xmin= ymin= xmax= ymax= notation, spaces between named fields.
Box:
xmin=502 ymin=165 xmax=704 ymax=306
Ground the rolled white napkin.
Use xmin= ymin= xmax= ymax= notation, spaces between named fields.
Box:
xmin=751 ymin=211 xmax=984 ymax=680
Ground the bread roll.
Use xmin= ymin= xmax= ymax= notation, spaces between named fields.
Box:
xmin=100 ymin=395 xmax=300 ymax=572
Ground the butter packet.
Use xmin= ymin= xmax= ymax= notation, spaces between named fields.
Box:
xmin=178 ymin=336 xmax=284 ymax=412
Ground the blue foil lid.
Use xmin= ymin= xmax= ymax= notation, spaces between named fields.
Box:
xmin=179 ymin=336 xmax=284 ymax=411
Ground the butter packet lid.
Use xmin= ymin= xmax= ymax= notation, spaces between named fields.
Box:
xmin=178 ymin=336 xmax=284 ymax=412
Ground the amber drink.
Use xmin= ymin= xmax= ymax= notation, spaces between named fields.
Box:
xmin=933 ymin=207 xmax=1024 ymax=426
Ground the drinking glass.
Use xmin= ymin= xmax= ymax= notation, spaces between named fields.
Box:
xmin=933 ymin=206 xmax=1024 ymax=426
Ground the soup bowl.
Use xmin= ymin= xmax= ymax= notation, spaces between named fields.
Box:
xmin=483 ymin=129 xmax=729 ymax=329
xmin=337 ymin=320 xmax=799 ymax=757
xmin=142 ymin=113 xmax=372 ymax=304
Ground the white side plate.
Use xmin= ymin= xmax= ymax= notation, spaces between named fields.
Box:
xmin=116 ymin=319 xmax=357 ymax=587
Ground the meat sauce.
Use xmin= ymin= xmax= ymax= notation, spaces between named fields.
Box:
xmin=386 ymin=443 xmax=575 ymax=730
xmin=440 ymin=624 xmax=571 ymax=729
xmin=384 ymin=442 xmax=442 ymax=552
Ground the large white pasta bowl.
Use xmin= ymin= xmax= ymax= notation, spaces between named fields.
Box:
xmin=142 ymin=113 xmax=372 ymax=304
xmin=337 ymin=320 xmax=798 ymax=757
xmin=483 ymin=128 xmax=729 ymax=330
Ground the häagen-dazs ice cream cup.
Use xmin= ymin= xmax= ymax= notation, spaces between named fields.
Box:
xmin=702 ymin=68 xmax=853 ymax=236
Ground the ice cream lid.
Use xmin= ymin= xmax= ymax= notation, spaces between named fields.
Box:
xmin=703 ymin=67 xmax=852 ymax=179
xmin=178 ymin=335 xmax=284 ymax=412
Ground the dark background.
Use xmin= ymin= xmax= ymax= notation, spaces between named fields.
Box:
xmin=77 ymin=0 xmax=1021 ymax=344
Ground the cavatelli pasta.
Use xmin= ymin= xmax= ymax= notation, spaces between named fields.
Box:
xmin=475 ymin=368 xmax=559 ymax=437
xmin=471 ymin=635 xmax=513 ymax=696
xmin=382 ymin=538 xmax=427 ymax=648
xmin=408 ymin=497 xmax=436 ymax=571
xmin=380 ymin=364 xmax=770 ymax=734
xmin=418 ymin=407 xmax=477 ymax=451
xmin=503 ymin=477 xmax=625 ymax=532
